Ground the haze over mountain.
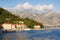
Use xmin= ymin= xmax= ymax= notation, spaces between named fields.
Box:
xmin=4 ymin=3 xmax=60 ymax=27
xmin=12 ymin=10 xmax=60 ymax=27
xmin=5 ymin=2 xmax=54 ymax=12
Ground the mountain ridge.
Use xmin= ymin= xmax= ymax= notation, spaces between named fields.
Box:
xmin=12 ymin=10 xmax=60 ymax=27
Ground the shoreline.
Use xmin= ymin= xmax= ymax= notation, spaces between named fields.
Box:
xmin=15 ymin=28 xmax=60 ymax=31
xmin=1 ymin=28 xmax=60 ymax=34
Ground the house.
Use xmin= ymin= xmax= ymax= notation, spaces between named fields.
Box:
xmin=2 ymin=22 xmax=16 ymax=30
xmin=34 ymin=25 xmax=40 ymax=29
xmin=19 ymin=21 xmax=24 ymax=24
xmin=11 ymin=24 xmax=16 ymax=30
xmin=15 ymin=21 xmax=27 ymax=30
xmin=16 ymin=24 xmax=27 ymax=30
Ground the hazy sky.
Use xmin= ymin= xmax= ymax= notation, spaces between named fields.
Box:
xmin=0 ymin=0 xmax=60 ymax=11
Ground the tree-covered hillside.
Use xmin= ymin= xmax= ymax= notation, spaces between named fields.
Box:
xmin=0 ymin=8 xmax=44 ymax=28
xmin=0 ymin=8 xmax=21 ymax=24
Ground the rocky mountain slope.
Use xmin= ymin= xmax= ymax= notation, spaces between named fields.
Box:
xmin=12 ymin=10 xmax=60 ymax=27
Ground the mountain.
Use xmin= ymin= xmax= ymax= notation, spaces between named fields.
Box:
xmin=0 ymin=8 xmax=44 ymax=28
xmin=12 ymin=10 xmax=60 ymax=27
xmin=42 ymin=11 xmax=60 ymax=27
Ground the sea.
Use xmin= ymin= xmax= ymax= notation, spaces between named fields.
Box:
xmin=0 ymin=29 xmax=60 ymax=40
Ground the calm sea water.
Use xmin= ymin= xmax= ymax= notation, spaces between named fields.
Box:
xmin=0 ymin=29 xmax=60 ymax=40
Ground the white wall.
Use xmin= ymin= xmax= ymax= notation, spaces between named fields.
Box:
xmin=2 ymin=24 xmax=12 ymax=30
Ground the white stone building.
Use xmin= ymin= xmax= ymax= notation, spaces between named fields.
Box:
xmin=16 ymin=24 xmax=27 ymax=30
xmin=34 ymin=25 xmax=40 ymax=29
xmin=2 ymin=22 xmax=16 ymax=30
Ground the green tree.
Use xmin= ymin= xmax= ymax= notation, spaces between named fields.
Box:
xmin=0 ymin=7 xmax=21 ymax=24
xmin=0 ymin=26 xmax=3 ymax=30
xmin=23 ymin=18 xmax=44 ymax=28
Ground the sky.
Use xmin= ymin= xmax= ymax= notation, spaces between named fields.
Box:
xmin=0 ymin=0 xmax=60 ymax=11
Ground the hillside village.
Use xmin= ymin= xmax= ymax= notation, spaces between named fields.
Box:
xmin=0 ymin=8 xmax=44 ymax=31
xmin=2 ymin=21 xmax=42 ymax=31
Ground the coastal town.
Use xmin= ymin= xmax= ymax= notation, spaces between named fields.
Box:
xmin=0 ymin=0 xmax=60 ymax=40
xmin=1 ymin=21 xmax=43 ymax=31
xmin=0 ymin=7 xmax=44 ymax=35
xmin=0 ymin=21 xmax=44 ymax=36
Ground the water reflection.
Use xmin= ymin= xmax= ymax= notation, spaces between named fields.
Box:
xmin=0 ymin=29 xmax=60 ymax=40
xmin=2 ymin=32 xmax=29 ymax=40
